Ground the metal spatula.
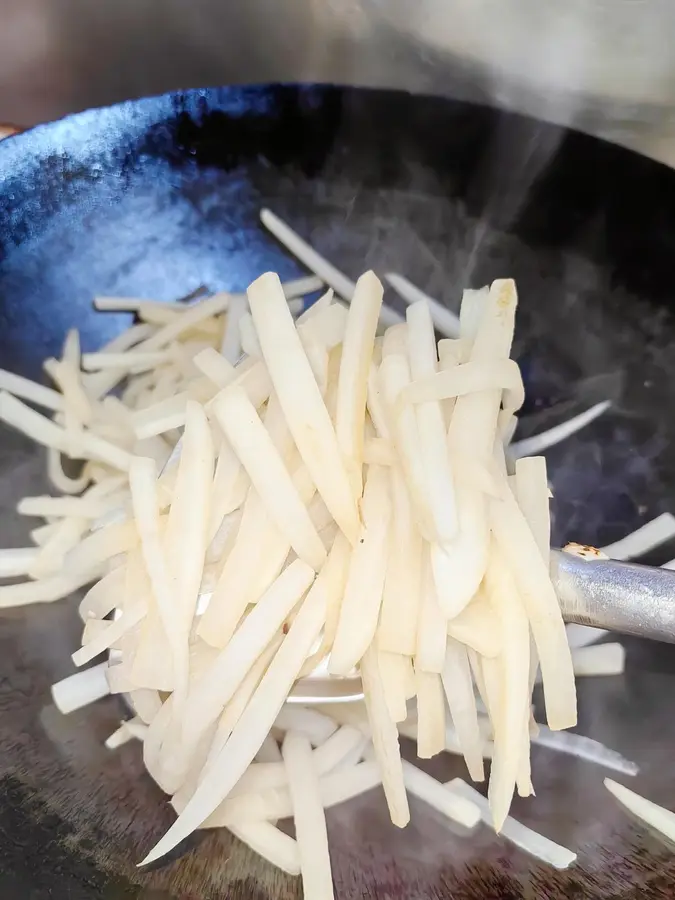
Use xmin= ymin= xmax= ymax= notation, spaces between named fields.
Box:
xmin=186 ymin=549 xmax=675 ymax=705
xmin=126 ymin=440 xmax=675 ymax=705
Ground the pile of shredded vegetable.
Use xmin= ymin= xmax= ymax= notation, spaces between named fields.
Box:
xmin=2 ymin=211 xmax=672 ymax=895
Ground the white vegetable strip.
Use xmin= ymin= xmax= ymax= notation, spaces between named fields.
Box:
xmin=274 ymin=707 xmax=338 ymax=746
xmin=94 ymin=296 xmax=181 ymax=313
xmin=127 ymin=573 xmax=174 ymax=694
xmin=605 ymin=779 xmax=675 ymax=842
xmin=385 ymin=273 xmax=460 ymax=338
xmin=198 ymin=489 xmax=279 ymax=648
xmin=415 ymin=550 xmax=448 ymax=674
xmin=281 ymin=275 xmax=325 ymax=298
xmin=433 ymin=484 xmax=489 ymax=619
xmin=18 ymin=495 xmax=118 ymax=519
xmin=296 ymin=289 xmax=334 ymax=326
xmin=229 ymin=822 xmax=301 ymax=876
xmin=78 ymin=567 xmax=125 ymax=620
xmin=221 ymin=293 xmax=247 ymax=362
xmin=76 ymin=431 xmax=133 ymax=472
xmin=128 ymin=456 xmax=184 ymax=695
xmin=532 ymin=724 xmax=638 ymax=776
xmin=0 ymin=368 xmax=64 ymax=411
xmin=401 ymin=761 xmax=480 ymax=829
xmin=192 ymin=348 xmax=237 ymax=389
xmin=283 ymin=731 xmax=335 ymax=900
xmin=565 ymin=624 xmax=610 ymax=649
xmin=65 ymin=521 xmax=138 ymax=572
xmin=403 ymin=359 xmax=524 ymax=414
xmin=466 ymin=458 xmax=502 ymax=504
xmin=155 ymin=642 xmax=280 ymax=796
xmin=182 ymin=559 xmax=315 ymax=750
xmin=81 ymin=352 xmax=170 ymax=372
xmin=0 ymin=547 xmax=40 ymax=578
xmin=490 ymin=485 xmax=576 ymax=731
xmin=261 ymin=207 xmax=358 ymax=292
xmin=366 ymin=363 xmax=390 ymax=439
xmin=377 ymin=467 xmax=422 ymax=656
xmin=206 ymin=506 xmax=241 ymax=564
xmin=72 ymin=604 xmax=145 ymax=666
xmin=31 ymin=517 xmax=88 ymax=579
xmin=500 ymin=412 xmax=519 ymax=447
xmin=406 ymin=300 xmax=458 ymax=542
xmin=432 ymin=282 xmax=517 ymax=617
xmin=129 ymin=691 xmax=162 ymax=725
xmin=379 ymin=352 xmax=433 ymax=539
xmin=82 ymin=619 xmax=111 ymax=647
xmin=446 ymin=591 xmax=501 ymax=659
xmin=164 ymin=401 xmax=214 ymax=632
xmin=95 ymin=276 xmax=318 ymax=313
xmin=484 ymin=546 xmax=531 ymax=830
xmin=201 ymin=463 xmax=319 ymax=649
xmin=44 ymin=357 xmax=92 ymax=425
xmin=247 ymin=272 xmax=360 ymax=544
xmin=296 ymin=531 xmax=351 ymax=678
xmin=105 ymin=722 xmax=136 ymax=750
xmin=0 ymin=391 xmax=71 ymax=452
xmin=384 ymin=326 xmax=413 ymax=357
xmin=510 ymin=400 xmax=611 ymax=458
xmin=12 ymin=383 xmax=131 ymax=468
xmin=47 ymin=448 xmax=91 ymax=494
xmin=437 ymin=338 xmax=467 ymax=368
xmin=200 ymin=637 xmax=283 ymax=776
xmin=415 ymin=670 xmax=446 ymax=758
xmin=600 ymin=512 xmax=675 ymax=560
xmin=106 ymin=663 xmax=139 ymax=695
xmin=511 ymin=456 xmax=548 ymax=774
xmin=448 ymin=779 xmax=576 ymax=869
xmin=514 ymin=457 xmax=551 ymax=561
xmin=260 ymin=208 xmax=403 ymax=329
xmin=90 ymin=616 xmax=128 ymax=654
xmin=570 ymin=643 xmax=625 ymax=677
xmin=207 ymin=440 xmax=247 ymax=541
xmin=363 ymin=436 xmax=395 ymax=466
xmin=83 ymin=322 xmax=157 ymax=401
xmin=0 ymin=568 xmax=102 ymax=607
xmin=230 ymin=726 xmax=365 ymax=798
xmin=140 ymin=572 xmax=327 ymax=864
xmin=204 ymin=760 xmax=382 ymax=827
xmin=360 ymin=643 xmax=410 ymax=828
xmin=239 ymin=312 xmax=261 ymax=358
xmin=51 ymin=662 xmax=110 ymax=714
xmin=213 ymin=386 xmax=326 ymax=570
xmin=329 ymin=465 xmax=391 ymax=675
xmin=335 ymin=270 xmax=383 ymax=498
xmin=379 ymin=652 xmax=413 ymax=724
xmin=140 ymin=293 xmax=231 ymax=351
xmin=441 ymin=638 xmax=485 ymax=781
xmin=30 ymin=522 xmax=58 ymax=547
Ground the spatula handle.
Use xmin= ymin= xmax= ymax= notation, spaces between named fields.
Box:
xmin=551 ymin=549 xmax=675 ymax=643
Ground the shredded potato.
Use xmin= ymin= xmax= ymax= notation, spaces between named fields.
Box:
xmin=605 ymin=779 xmax=675 ymax=843
xmin=0 ymin=247 xmax=611 ymax=888
xmin=213 ymin=386 xmax=326 ymax=570
xmin=283 ymin=731 xmax=334 ymax=899
xmin=247 ymin=273 xmax=360 ymax=544
xmin=335 ymin=271 xmax=383 ymax=499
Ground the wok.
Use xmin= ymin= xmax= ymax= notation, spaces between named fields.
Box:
xmin=0 ymin=84 xmax=675 ymax=899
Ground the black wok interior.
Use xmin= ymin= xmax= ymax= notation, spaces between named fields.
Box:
xmin=0 ymin=84 xmax=675 ymax=899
